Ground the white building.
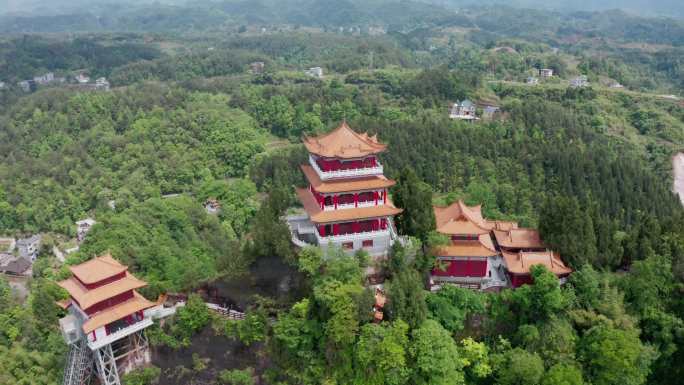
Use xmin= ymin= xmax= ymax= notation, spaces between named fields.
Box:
xmin=249 ymin=62 xmax=265 ymax=74
xmin=539 ymin=68 xmax=554 ymax=78
xmin=95 ymin=77 xmax=110 ymax=91
xmin=34 ymin=72 xmax=55 ymax=85
xmin=204 ymin=198 xmax=221 ymax=214
xmin=449 ymin=99 xmax=478 ymax=121
xmin=18 ymin=80 xmax=33 ymax=92
xmin=76 ymin=73 xmax=90 ymax=84
xmin=305 ymin=67 xmax=324 ymax=78
xmin=571 ymin=75 xmax=589 ymax=88
xmin=16 ymin=235 xmax=41 ymax=261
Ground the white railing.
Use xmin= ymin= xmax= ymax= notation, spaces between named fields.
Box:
xmin=316 ymin=229 xmax=390 ymax=244
xmin=480 ymin=278 xmax=508 ymax=290
xmin=88 ymin=318 xmax=153 ymax=350
xmin=145 ymin=304 xmax=179 ymax=320
xmin=297 ymin=223 xmax=317 ymax=234
xmin=284 ymin=215 xmax=317 ymax=248
xmin=387 ymin=217 xmax=409 ymax=247
xmin=309 ymin=156 xmax=384 ymax=180
xmin=291 ymin=234 xmax=312 ymax=248
xmin=206 ymin=303 xmax=246 ymax=320
xmin=322 ymin=200 xmax=379 ymax=211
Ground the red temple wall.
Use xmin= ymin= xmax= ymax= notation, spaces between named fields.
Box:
xmin=318 ymin=218 xmax=388 ymax=237
xmin=510 ymin=274 xmax=534 ymax=288
xmin=315 ymin=190 xmax=386 ymax=209
xmin=316 ymin=156 xmax=377 ymax=172
xmin=432 ymin=259 xmax=487 ymax=277
xmin=510 ymin=272 xmax=570 ymax=288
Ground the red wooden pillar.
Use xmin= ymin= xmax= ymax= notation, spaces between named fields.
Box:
xmin=374 ymin=191 xmax=379 ymax=205
xmin=333 ymin=223 xmax=340 ymax=236
xmin=319 ymin=225 xmax=326 ymax=236
xmin=334 ymin=195 xmax=338 ymax=209
xmin=383 ymin=189 xmax=387 ymax=204
xmin=354 ymin=193 xmax=359 ymax=207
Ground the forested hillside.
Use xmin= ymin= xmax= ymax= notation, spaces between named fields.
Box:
xmin=1 ymin=3 xmax=684 ymax=385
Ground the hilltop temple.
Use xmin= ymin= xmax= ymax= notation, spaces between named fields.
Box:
xmin=430 ymin=200 xmax=571 ymax=290
xmin=286 ymin=122 xmax=571 ymax=289
xmin=286 ymin=122 xmax=404 ymax=260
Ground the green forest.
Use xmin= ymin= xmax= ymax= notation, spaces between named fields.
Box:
xmin=1 ymin=1 xmax=684 ymax=384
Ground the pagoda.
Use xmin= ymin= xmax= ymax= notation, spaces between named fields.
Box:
xmin=430 ymin=200 xmax=571 ymax=290
xmin=286 ymin=122 xmax=403 ymax=258
xmin=57 ymin=254 xmax=157 ymax=385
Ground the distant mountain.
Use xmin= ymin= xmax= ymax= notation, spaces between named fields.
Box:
xmin=0 ymin=0 xmax=462 ymax=33
xmin=429 ymin=0 xmax=684 ymax=19
xmin=0 ymin=0 xmax=682 ymax=40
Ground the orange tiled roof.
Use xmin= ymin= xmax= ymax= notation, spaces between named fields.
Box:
xmin=56 ymin=299 xmax=71 ymax=310
xmin=434 ymin=200 xmax=519 ymax=235
xmin=59 ymin=272 xmax=147 ymax=310
xmin=303 ymin=121 xmax=387 ymax=159
xmin=82 ymin=291 xmax=155 ymax=333
xmin=296 ymin=188 xmax=402 ymax=223
xmin=501 ymin=250 xmax=572 ymax=276
xmin=493 ymin=221 xmax=518 ymax=231
xmin=302 ymin=165 xmax=395 ymax=193
xmin=434 ymin=200 xmax=495 ymax=235
xmin=435 ymin=239 xmax=499 ymax=257
xmin=435 ymin=244 xmax=495 ymax=258
xmin=69 ymin=254 xmax=128 ymax=285
xmin=493 ymin=228 xmax=545 ymax=249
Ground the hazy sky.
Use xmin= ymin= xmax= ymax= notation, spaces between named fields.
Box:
xmin=2 ymin=0 xmax=30 ymax=14
xmin=0 ymin=0 xmax=163 ymax=15
xmin=0 ymin=0 xmax=682 ymax=17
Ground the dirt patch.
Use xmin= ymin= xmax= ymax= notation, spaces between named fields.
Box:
xmin=4 ymin=274 xmax=29 ymax=302
xmin=152 ymin=327 xmax=267 ymax=385
xmin=209 ymin=255 xmax=307 ymax=312
xmin=151 ymin=256 xmax=304 ymax=384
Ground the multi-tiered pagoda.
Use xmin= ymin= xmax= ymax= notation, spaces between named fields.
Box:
xmin=287 ymin=122 xmax=402 ymax=257
xmin=58 ymin=254 xmax=157 ymax=385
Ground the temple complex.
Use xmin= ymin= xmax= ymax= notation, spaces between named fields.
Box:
xmin=286 ymin=122 xmax=403 ymax=260
xmin=430 ymin=200 xmax=571 ymax=290
xmin=58 ymin=254 xmax=158 ymax=385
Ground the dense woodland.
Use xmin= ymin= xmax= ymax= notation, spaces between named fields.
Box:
xmin=1 ymin=2 xmax=684 ymax=385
